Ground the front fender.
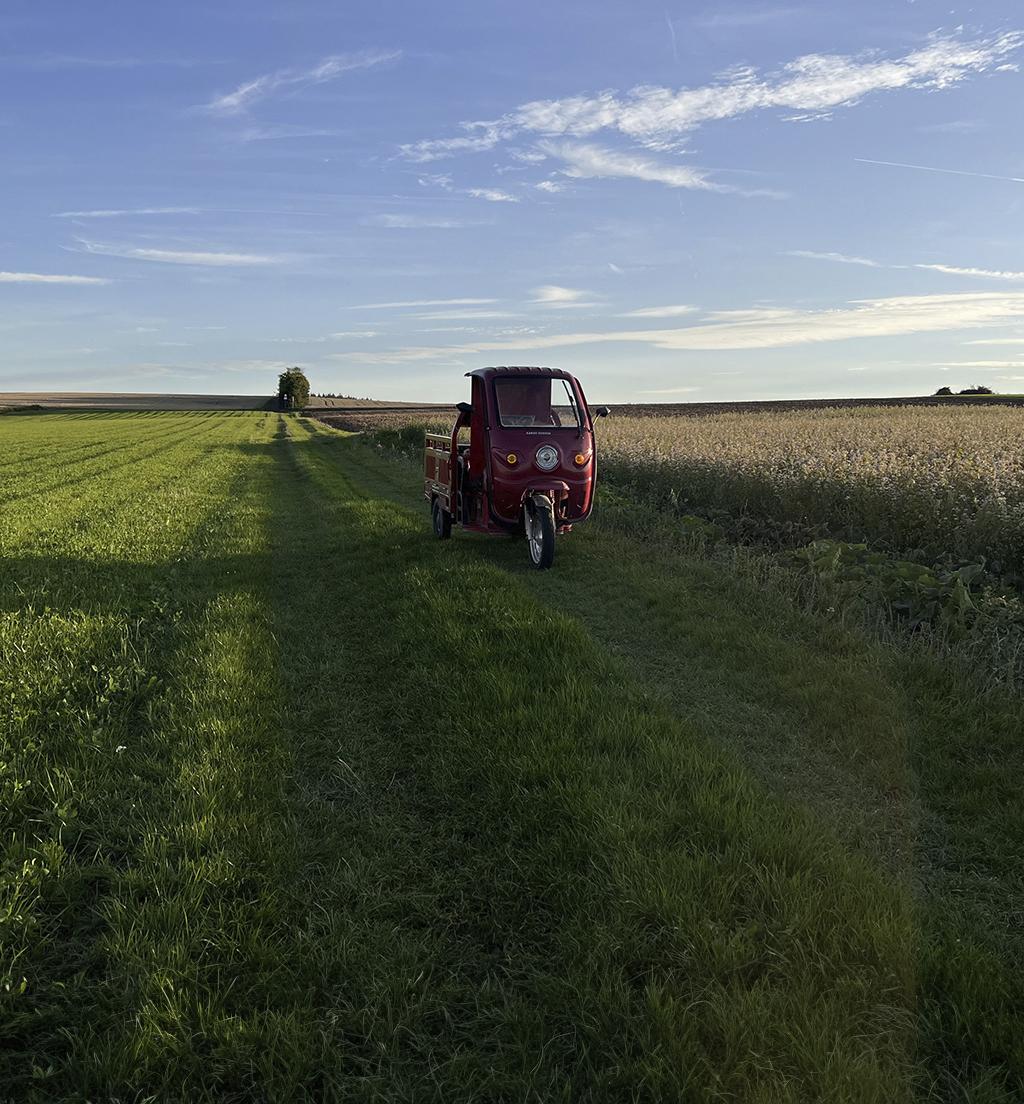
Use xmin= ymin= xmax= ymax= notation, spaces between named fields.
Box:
xmin=520 ymin=481 xmax=569 ymax=505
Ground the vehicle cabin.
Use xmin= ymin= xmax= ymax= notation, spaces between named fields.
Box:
xmin=424 ymin=366 xmax=608 ymax=568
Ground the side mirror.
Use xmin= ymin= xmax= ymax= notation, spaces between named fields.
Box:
xmin=594 ymin=406 xmax=611 ymax=418
xmin=456 ymin=401 xmax=473 ymax=416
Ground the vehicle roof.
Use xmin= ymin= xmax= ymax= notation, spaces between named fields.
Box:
xmin=466 ymin=365 xmax=575 ymax=382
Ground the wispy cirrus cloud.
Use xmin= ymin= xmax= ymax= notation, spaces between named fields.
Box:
xmin=620 ymin=304 xmax=698 ymax=318
xmin=365 ymin=213 xmax=478 ymax=229
xmin=540 ymin=141 xmax=727 ymax=192
xmin=74 ymin=238 xmax=284 ymax=266
xmin=638 ymin=385 xmax=701 ymax=394
xmin=787 ymin=250 xmax=884 ymax=267
xmin=465 ymin=187 xmax=519 ymax=202
xmin=416 ymin=175 xmax=521 ymax=202
xmin=0 ymin=271 xmax=111 ymax=285
xmin=237 ymin=124 xmax=343 ymax=142
xmin=351 ymin=297 xmax=498 ymax=309
xmin=206 ymin=49 xmax=400 ymax=115
xmin=915 ymin=263 xmax=1024 ymax=281
xmin=790 ymin=249 xmax=1024 ymax=281
xmin=411 ymin=309 xmax=518 ymax=320
xmin=401 ymin=30 xmax=1022 ymax=172
xmin=334 ymin=291 xmax=1024 ymax=360
xmin=531 ymin=285 xmax=594 ymax=307
xmin=55 ymin=207 xmax=201 ymax=219
xmin=931 ymin=360 xmax=1024 ymax=368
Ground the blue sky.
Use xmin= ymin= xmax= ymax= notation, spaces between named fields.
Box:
xmin=3 ymin=0 xmax=1024 ymax=402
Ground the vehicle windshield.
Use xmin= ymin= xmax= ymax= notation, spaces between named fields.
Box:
xmin=494 ymin=377 xmax=583 ymax=429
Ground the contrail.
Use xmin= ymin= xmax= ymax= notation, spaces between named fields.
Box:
xmin=855 ymin=157 xmax=1024 ymax=184
xmin=665 ymin=11 xmax=679 ymax=64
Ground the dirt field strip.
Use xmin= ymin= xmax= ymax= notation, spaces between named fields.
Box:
xmin=0 ymin=393 xmax=271 ymax=411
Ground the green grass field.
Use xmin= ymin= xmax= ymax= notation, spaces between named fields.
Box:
xmin=2 ymin=411 xmax=1022 ymax=1102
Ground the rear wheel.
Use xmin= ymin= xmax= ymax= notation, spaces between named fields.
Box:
xmin=525 ymin=496 xmax=555 ymax=569
xmin=432 ymin=499 xmax=451 ymax=539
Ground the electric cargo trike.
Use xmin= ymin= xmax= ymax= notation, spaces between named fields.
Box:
xmin=424 ymin=366 xmax=609 ymax=569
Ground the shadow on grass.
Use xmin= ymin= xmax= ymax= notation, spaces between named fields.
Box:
xmin=285 ymin=429 xmax=1024 ymax=1101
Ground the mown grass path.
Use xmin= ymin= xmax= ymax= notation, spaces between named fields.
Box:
xmin=1 ymin=411 xmax=1020 ymax=1102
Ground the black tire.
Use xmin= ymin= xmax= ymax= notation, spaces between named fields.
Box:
xmin=526 ymin=496 xmax=555 ymax=569
xmin=432 ymin=499 xmax=452 ymax=539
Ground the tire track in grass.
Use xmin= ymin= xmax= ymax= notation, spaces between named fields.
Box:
xmin=0 ymin=413 xmax=232 ymax=509
xmin=0 ymin=415 xmax=254 ymax=553
xmin=0 ymin=411 xmax=218 ymax=477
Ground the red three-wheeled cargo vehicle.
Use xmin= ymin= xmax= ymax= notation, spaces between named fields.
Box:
xmin=423 ymin=366 xmax=609 ymax=569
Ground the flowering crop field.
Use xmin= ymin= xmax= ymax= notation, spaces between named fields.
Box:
xmin=597 ymin=405 xmax=1024 ymax=574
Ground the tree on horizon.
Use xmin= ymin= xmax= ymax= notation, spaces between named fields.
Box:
xmin=278 ymin=367 xmax=310 ymax=410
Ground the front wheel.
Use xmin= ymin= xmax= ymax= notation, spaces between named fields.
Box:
xmin=432 ymin=499 xmax=452 ymax=539
xmin=525 ymin=496 xmax=555 ymax=569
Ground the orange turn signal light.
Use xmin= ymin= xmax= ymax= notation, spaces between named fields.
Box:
xmin=506 ymin=453 xmax=518 ymax=465
xmin=574 ymin=453 xmax=587 ymax=466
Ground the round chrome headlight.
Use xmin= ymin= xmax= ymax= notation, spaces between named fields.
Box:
xmin=535 ymin=444 xmax=559 ymax=471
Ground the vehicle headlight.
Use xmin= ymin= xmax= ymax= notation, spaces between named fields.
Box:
xmin=535 ymin=444 xmax=559 ymax=471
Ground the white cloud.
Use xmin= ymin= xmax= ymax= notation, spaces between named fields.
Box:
xmin=620 ymin=304 xmax=698 ymax=318
xmin=343 ymin=291 xmax=1024 ymax=360
xmin=206 ymin=50 xmax=400 ymax=115
xmin=915 ymin=263 xmax=1024 ymax=281
xmin=417 ymin=173 xmax=454 ymax=189
xmin=400 ymin=124 xmax=508 ymax=163
xmin=542 ymin=141 xmax=726 ymax=191
xmin=327 ymin=347 xmax=455 ymax=364
xmin=412 ymin=309 xmax=518 ymax=320
xmin=75 ymin=239 xmax=282 ymax=266
xmin=465 ymin=187 xmax=519 ymax=202
xmin=367 ymin=214 xmax=475 ymax=229
xmin=55 ymin=207 xmax=200 ymax=219
xmin=931 ymin=360 xmax=1024 ymax=368
xmin=638 ymin=386 xmax=700 ymax=394
xmin=403 ymin=31 xmax=1022 ymax=163
xmin=237 ymin=125 xmax=342 ymax=142
xmin=510 ymin=149 xmax=547 ymax=164
xmin=351 ymin=297 xmax=498 ymax=309
xmin=964 ymin=337 xmax=1024 ymax=345
xmin=0 ymin=271 xmax=111 ymax=285
xmin=534 ymin=180 xmax=566 ymax=193
xmin=788 ymin=250 xmax=885 ymax=267
xmin=790 ymin=251 xmax=1024 ymax=281
xmin=531 ymin=285 xmax=593 ymax=307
